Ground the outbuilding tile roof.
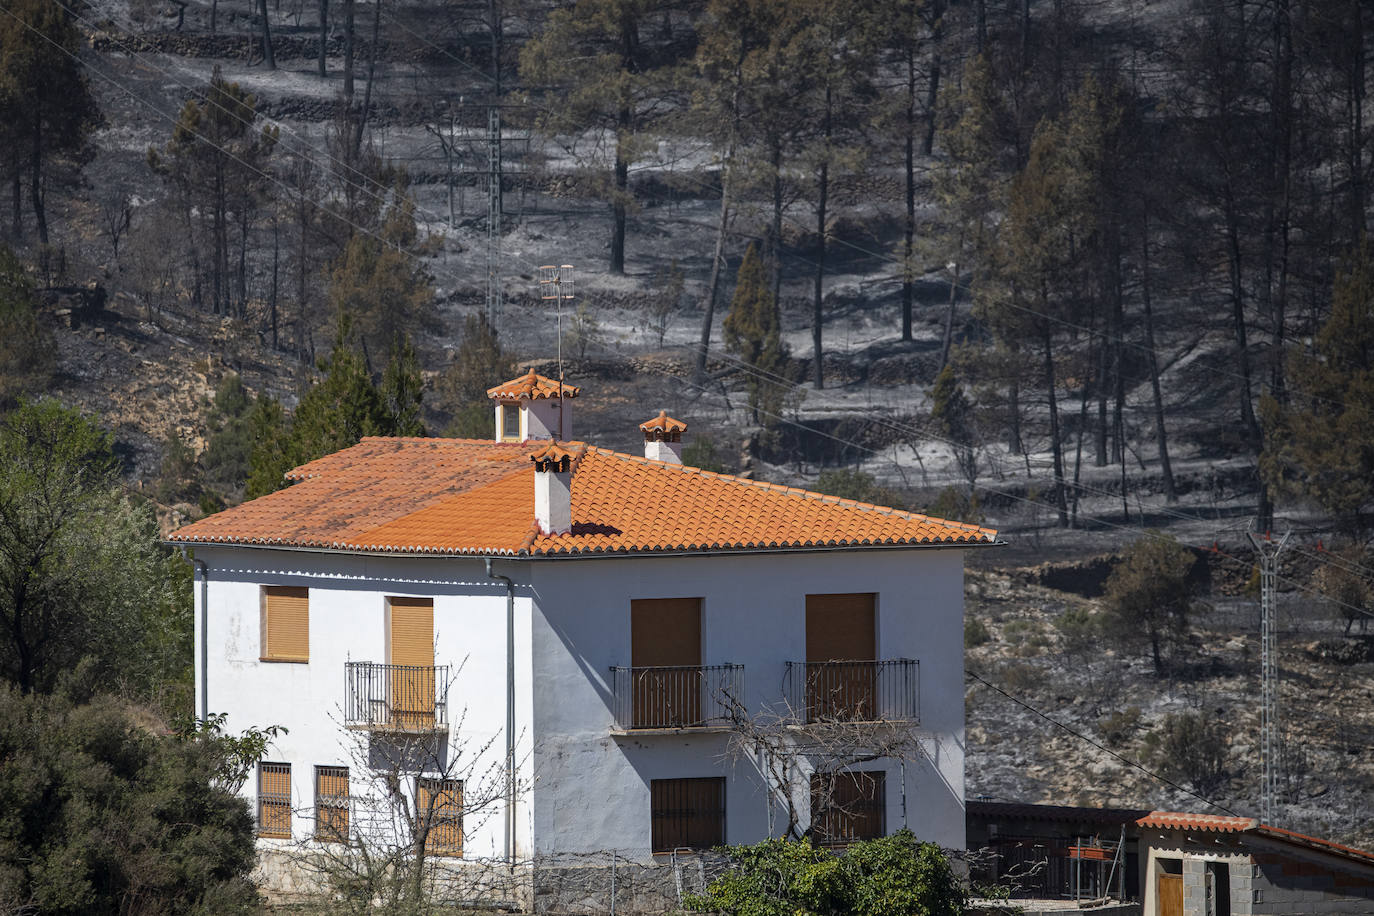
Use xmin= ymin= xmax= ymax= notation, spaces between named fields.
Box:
xmin=1137 ymin=811 xmax=1374 ymax=866
xmin=169 ymin=436 xmax=998 ymax=556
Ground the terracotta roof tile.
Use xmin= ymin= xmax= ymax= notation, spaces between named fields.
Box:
xmin=486 ymin=369 xmax=580 ymax=401
xmin=1137 ymin=811 xmax=1374 ymax=866
xmin=639 ymin=410 xmax=687 ymax=438
xmin=170 ymin=437 xmax=998 ymax=556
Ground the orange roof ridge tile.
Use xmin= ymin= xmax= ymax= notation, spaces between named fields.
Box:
xmin=487 ymin=368 xmax=582 ymax=401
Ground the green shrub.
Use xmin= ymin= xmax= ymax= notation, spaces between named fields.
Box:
xmin=1098 ymin=705 xmax=1142 ymax=747
xmin=683 ymin=434 xmax=730 ymax=473
xmin=1055 ymin=605 xmax=1102 ymax=657
xmin=1144 ymin=711 xmax=1230 ymax=796
xmin=685 ymin=831 xmax=965 ymax=916
xmin=965 ymin=617 xmax=992 ymax=648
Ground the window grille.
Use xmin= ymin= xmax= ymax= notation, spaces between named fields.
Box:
xmin=258 ymin=762 xmax=292 ymax=838
xmin=417 ymin=777 xmax=463 ymax=856
xmin=651 ymin=777 xmax=725 ymax=853
xmin=811 ymin=771 xmax=885 ymax=846
xmin=315 ymin=765 xmax=349 ymax=842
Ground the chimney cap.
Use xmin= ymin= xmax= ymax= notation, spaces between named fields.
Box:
xmin=639 ymin=410 xmax=687 ymax=442
xmin=488 ymin=368 xmax=581 ymax=401
xmin=530 ymin=441 xmax=577 ymax=472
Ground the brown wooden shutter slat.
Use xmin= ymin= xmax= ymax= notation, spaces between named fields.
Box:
xmin=418 ymin=778 xmax=463 ymax=856
xmin=389 ymin=598 xmax=435 ymax=730
xmin=264 ymin=586 xmax=309 ymax=661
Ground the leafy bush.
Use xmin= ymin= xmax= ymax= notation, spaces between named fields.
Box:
xmin=0 ymin=245 xmax=53 ymax=407
xmin=1098 ymin=705 xmax=1142 ymax=747
xmin=0 ymin=686 xmax=260 ymax=914
xmin=964 ymin=617 xmax=992 ymax=648
xmin=1144 ymin=711 xmax=1230 ymax=796
xmin=685 ymin=831 xmax=965 ymax=916
xmin=683 ymin=434 xmax=730 ymax=473
xmin=1055 ymin=605 xmax=1102 ymax=657
xmin=926 ymin=486 xmax=984 ymax=525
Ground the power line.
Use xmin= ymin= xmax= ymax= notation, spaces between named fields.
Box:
xmin=966 ymin=669 xmax=1243 ymax=816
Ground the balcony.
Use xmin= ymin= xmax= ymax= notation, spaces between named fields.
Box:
xmin=609 ymin=664 xmax=743 ymax=731
xmin=345 ymin=662 xmax=449 ymax=733
xmin=783 ymin=659 xmax=920 ymax=724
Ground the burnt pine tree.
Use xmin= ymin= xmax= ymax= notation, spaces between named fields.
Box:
xmin=519 ymin=0 xmax=682 ymax=275
xmin=149 ymin=69 xmax=277 ymax=317
xmin=724 ymin=242 xmax=787 ymax=425
xmin=0 ymin=0 xmax=100 ymax=246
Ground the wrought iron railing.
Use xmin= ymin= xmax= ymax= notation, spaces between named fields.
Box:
xmin=345 ymin=662 xmax=449 ymax=732
xmin=609 ymin=664 xmax=743 ymax=729
xmin=783 ymin=659 xmax=919 ymax=724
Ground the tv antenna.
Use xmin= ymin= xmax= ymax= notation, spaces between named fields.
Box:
xmin=538 ymin=264 xmax=575 ymax=439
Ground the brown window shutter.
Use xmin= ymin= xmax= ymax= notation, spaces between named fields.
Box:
xmin=315 ymin=766 xmax=349 ymax=842
xmin=418 ymin=777 xmax=463 ymax=856
xmin=258 ymin=762 xmax=292 ymax=838
xmin=651 ymin=777 xmax=725 ymax=853
xmin=263 ymin=587 xmax=309 ymax=662
xmin=811 ymin=770 xmax=885 ymax=846
xmin=389 ymin=597 xmax=435 ymax=668
xmin=631 ymin=598 xmax=702 ymax=668
xmin=805 ymin=593 xmax=876 ymax=662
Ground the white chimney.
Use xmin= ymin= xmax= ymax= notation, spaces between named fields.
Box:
xmin=487 ymin=369 xmax=581 ymax=443
xmin=639 ymin=411 xmax=687 ymax=464
xmin=531 ymin=442 xmax=574 ymax=535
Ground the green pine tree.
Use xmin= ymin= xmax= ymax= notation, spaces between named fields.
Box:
xmin=723 ymin=242 xmax=787 ymax=425
xmin=1261 ymin=240 xmax=1374 ymax=522
xmin=437 ymin=313 xmax=513 ymax=439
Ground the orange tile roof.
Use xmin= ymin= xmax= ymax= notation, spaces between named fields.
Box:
xmin=169 ymin=437 xmax=998 ymax=556
xmin=486 ymin=369 xmax=580 ymax=401
xmin=639 ymin=410 xmax=687 ymax=438
xmin=1137 ymin=812 xmax=1374 ymax=866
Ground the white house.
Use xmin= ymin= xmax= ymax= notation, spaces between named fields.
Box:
xmin=168 ymin=369 xmax=997 ymax=896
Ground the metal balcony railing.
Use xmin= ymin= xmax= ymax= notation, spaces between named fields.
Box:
xmin=783 ymin=659 xmax=920 ymax=724
xmin=345 ymin=662 xmax=449 ymax=732
xmin=609 ymin=664 xmax=743 ymax=730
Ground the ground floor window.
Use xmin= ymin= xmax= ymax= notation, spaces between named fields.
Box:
xmin=811 ymin=770 xmax=885 ymax=845
xmin=651 ymin=777 xmax=726 ymax=853
xmin=315 ymin=765 xmax=349 ymax=842
xmin=258 ymin=762 xmax=292 ymax=838
xmin=417 ymin=777 xmax=463 ymax=856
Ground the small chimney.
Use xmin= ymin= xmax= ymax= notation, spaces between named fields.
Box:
xmin=530 ymin=442 xmax=575 ymax=535
xmin=639 ymin=411 xmax=687 ymax=464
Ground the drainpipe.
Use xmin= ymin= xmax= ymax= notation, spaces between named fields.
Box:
xmin=486 ymin=557 xmax=516 ymax=866
xmin=180 ymin=547 xmax=209 ymax=723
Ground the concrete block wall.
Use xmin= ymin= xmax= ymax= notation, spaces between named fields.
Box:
xmin=1248 ymin=851 xmax=1374 ymax=915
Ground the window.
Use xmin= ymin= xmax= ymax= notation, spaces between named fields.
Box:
xmin=262 ymin=586 xmax=309 ymax=662
xmin=804 ymin=593 xmax=876 ymax=720
xmin=315 ymin=766 xmax=349 ymax=842
xmin=810 ymin=771 xmax=884 ymax=846
xmin=631 ymin=598 xmax=703 ymax=727
xmin=500 ymin=403 xmax=520 ymax=441
xmin=417 ymin=778 xmax=462 ymax=856
xmin=651 ymin=777 xmax=725 ymax=853
xmin=258 ymin=762 xmax=292 ymax=838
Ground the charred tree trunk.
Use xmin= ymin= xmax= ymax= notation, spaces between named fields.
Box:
xmin=611 ymin=108 xmax=629 ymax=275
xmin=318 ymin=0 xmax=328 ymax=77
xmin=1042 ymin=314 xmax=1069 ymax=528
xmin=696 ymin=179 xmax=731 ymax=378
xmin=901 ymin=42 xmax=916 ymax=342
xmin=1140 ymin=208 xmax=1176 ymax=501
xmin=258 ymin=0 xmax=275 ymax=68
xmin=813 ymin=85 xmax=831 ymax=389
xmin=30 ymin=114 xmax=47 ymax=247
xmin=352 ymin=0 xmax=381 ymax=155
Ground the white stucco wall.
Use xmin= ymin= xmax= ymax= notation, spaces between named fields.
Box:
xmin=194 ymin=547 xmax=536 ymax=862
xmin=195 ymin=543 xmax=972 ymax=864
xmin=525 ymin=547 xmax=969 ymax=857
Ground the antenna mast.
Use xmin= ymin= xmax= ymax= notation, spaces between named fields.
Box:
xmin=538 ymin=264 xmax=575 ymax=439
xmin=1248 ymin=529 xmax=1290 ymax=825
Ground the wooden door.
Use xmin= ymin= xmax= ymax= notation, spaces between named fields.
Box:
xmin=1157 ymin=872 xmax=1183 ymax=916
xmin=631 ymin=598 xmax=702 ymax=727
xmin=805 ymin=594 xmax=877 ymax=720
xmin=389 ymin=597 xmax=435 ymax=730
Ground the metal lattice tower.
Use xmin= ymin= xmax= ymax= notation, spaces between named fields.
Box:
xmin=486 ymin=105 xmax=503 ymax=326
xmin=1248 ymin=530 xmax=1290 ymax=825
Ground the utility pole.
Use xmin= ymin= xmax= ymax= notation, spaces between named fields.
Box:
xmin=1248 ymin=529 xmax=1290 ymax=825
xmin=487 ymin=105 xmax=503 ymax=327
xmin=538 ymin=265 xmax=575 ymax=439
